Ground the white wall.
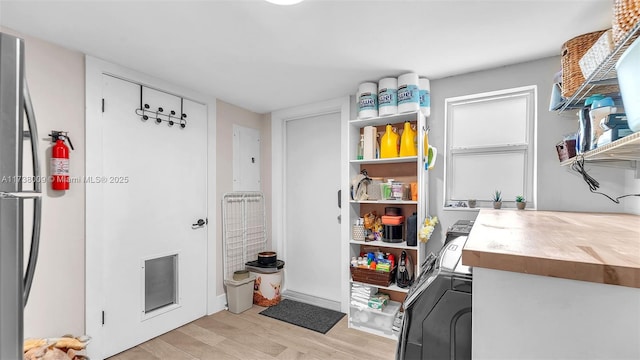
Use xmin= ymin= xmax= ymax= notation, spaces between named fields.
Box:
xmin=215 ymin=100 xmax=271 ymax=296
xmin=426 ymin=56 xmax=640 ymax=255
xmin=1 ymin=26 xmax=86 ymax=338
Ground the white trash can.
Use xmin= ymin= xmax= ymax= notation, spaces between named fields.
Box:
xmin=224 ymin=275 xmax=255 ymax=314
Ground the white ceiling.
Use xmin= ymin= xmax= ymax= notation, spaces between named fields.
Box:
xmin=0 ymin=0 xmax=612 ymax=114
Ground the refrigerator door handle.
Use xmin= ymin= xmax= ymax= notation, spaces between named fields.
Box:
xmin=23 ymin=196 xmax=41 ymax=305
xmin=23 ymin=79 xmax=41 ymax=191
xmin=22 ymin=79 xmax=42 ymax=305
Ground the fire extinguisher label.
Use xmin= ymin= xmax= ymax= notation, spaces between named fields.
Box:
xmin=51 ymin=158 xmax=69 ymax=175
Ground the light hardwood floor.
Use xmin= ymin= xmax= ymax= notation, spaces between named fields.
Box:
xmin=107 ymin=305 xmax=397 ymax=360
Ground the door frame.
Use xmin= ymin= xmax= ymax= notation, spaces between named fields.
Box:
xmin=271 ymin=97 xmax=350 ymax=312
xmin=85 ymin=56 xmax=218 ymax=360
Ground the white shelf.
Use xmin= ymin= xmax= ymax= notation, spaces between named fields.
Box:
xmin=560 ymin=131 xmax=640 ymax=165
xmin=345 ymin=107 xmax=427 ymax=340
xmin=349 ymin=111 xmax=421 ymax=127
xmin=350 ymin=239 xmax=417 ymax=250
xmin=553 ymin=24 xmax=640 ymax=168
xmin=350 ymin=200 xmax=418 ymax=205
xmin=349 ymin=323 xmax=399 ymax=341
xmin=350 ymin=156 xmax=418 ymax=165
xmin=350 ymin=280 xmax=410 ymax=294
xmin=557 ymin=22 xmax=640 ymax=113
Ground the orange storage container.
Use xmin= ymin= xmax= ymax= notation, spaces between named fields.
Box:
xmin=381 ymin=215 xmax=404 ymax=225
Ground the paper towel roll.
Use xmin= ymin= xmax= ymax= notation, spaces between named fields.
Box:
xmin=397 ymin=73 xmax=420 ymax=113
xmin=357 ymin=82 xmax=378 ymax=119
xmin=419 ymin=77 xmax=431 ymax=117
xmin=378 ymin=77 xmax=398 ymax=116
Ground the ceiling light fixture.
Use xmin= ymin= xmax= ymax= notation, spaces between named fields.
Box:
xmin=265 ymin=0 xmax=304 ymax=5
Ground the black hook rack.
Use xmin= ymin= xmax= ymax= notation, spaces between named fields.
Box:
xmin=135 ymin=85 xmax=188 ymax=129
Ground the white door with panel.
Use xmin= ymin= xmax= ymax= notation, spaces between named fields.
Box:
xmin=101 ymin=75 xmax=207 ymax=357
xmin=284 ymin=112 xmax=342 ymax=303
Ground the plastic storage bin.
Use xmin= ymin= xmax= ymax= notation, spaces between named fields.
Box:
xmin=350 ymin=300 xmax=401 ymax=335
xmin=616 ymin=36 xmax=640 ymax=132
xmin=224 ymin=275 xmax=255 ymax=314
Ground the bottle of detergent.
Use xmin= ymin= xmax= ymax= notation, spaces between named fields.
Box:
xmin=380 ymin=124 xmax=399 ymax=158
xmin=399 ymin=121 xmax=417 ymax=156
xmin=424 ymin=128 xmax=430 ymax=156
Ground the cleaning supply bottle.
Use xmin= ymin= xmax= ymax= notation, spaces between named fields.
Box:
xmin=380 ymin=124 xmax=399 ymax=158
xmin=399 ymin=121 xmax=417 ymax=156
xmin=423 ymin=127 xmax=430 ymax=157
xmin=357 ymin=134 xmax=365 ymax=160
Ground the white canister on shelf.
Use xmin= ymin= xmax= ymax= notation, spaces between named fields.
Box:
xmin=419 ymin=77 xmax=431 ymax=117
xmin=357 ymin=82 xmax=378 ymax=119
xmin=397 ymin=73 xmax=420 ymax=113
xmin=378 ymin=77 xmax=398 ymax=116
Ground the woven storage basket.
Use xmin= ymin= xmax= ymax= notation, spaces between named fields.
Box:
xmin=562 ymin=30 xmax=607 ymax=98
xmin=579 ymin=29 xmax=615 ymax=79
xmin=350 ymin=266 xmax=396 ymax=287
xmin=613 ymin=0 xmax=640 ymax=45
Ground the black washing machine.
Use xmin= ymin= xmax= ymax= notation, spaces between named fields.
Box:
xmin=396 ymin=220 xmax=474 ymax=360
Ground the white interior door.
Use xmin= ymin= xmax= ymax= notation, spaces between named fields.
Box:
xmin=101 ymin=75 xmax=207 ymax=358
xmin=284 ymin=112 xmax=342 ymax=303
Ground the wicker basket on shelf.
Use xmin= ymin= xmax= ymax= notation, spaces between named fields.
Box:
xmin=561 ymin=30 xmax=607 ymax=98
xmin=613 ymin=0 xmax=640 ymax=45
xmin=350 ymin=266 xmax=396 ymax=287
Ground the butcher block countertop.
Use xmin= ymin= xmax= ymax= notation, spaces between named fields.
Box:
xmin=461 ymin=210 xmax=640 ymax=288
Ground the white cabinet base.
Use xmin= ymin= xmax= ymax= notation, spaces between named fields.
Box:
xmin=472 ymin=267 xmax=640 ymax=359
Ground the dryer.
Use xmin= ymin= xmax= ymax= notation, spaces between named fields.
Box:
xmin=396 ymin=224 xmax=473 ymax=360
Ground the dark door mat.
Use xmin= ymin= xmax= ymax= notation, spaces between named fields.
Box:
xmin=259 ymin=299 xmax=346 ymax=334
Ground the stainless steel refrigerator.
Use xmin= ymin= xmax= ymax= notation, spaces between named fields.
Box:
xmin=0 ymin=32 xmax=43 ymax=360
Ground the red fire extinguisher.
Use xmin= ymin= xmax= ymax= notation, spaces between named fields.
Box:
xmin=50 ymin=131 xmax=74 ymax=191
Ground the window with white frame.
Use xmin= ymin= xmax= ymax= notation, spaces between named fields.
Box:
xmin=444 ymin=86 xmax=536 ymax=209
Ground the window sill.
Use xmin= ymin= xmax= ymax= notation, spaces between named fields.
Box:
xmin=442 ymin=206 xmax=481 ymax=211
xmin=443 ymin=206 xmax=536 ymax=212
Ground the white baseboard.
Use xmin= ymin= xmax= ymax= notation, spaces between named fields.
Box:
xmin=208 ymin=293 xmax=228 ymax=315
xmin=282 ymin=290 xmax=342 ymax=312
